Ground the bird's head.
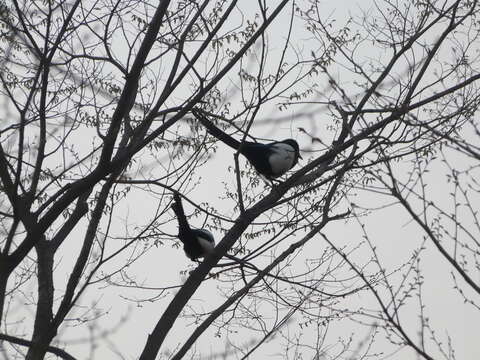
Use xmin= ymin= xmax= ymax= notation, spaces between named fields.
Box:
xmin=282 ymin=139 xmax=302 ymax=159
xmin=195 ymin=229 xmax=215 ymax=244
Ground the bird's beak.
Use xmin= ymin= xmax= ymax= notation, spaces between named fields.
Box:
xmin=298 ymin=154 xmax=303 ymax=160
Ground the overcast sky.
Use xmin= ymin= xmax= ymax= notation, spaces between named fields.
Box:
xmin=3 ymin=0 xmax=479 ymax=359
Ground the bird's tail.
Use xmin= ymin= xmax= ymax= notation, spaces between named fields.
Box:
xmin=192 ymin=109 xmax=241 ymax=150
xmin=171 ymin=192 xmax=190 ymax=235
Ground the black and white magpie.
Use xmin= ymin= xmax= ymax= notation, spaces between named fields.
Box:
xmin=171 ymin=192 xmax=215 ymax=261
xmin=193 ymin=110 xmax=301 ymax=179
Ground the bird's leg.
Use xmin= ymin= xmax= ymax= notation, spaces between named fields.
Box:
xmin=264 ymin=176 xmax=282 ymax=188
xmin=258 ymin=174 xmax=275 ymax=187
xmin=270 ymin=178 xmax=282 ymax=186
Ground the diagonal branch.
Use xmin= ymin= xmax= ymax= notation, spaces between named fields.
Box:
xmin=0 ymin=333 xmax=77 ymax=360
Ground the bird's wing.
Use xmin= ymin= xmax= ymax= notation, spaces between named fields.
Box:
xmin=267 ymin=142 xmax=297 ymax=176
xmin=193 ymin=229 xmax=215 ymax=254
xmin=194 ymin=228 xmax=214 ymax=243
xmin=192 ymin=109 xmax=241 ymax=150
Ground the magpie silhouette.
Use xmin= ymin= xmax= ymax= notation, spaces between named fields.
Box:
xmin=171 ymin=192 xmax=215 ymax=261
xmin=193 ymin=110 xmax=301 ymax=179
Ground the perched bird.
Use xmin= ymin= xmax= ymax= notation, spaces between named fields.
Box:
xmin=171 ymin=192 xmax=215 ymax=261
xmin=193 ymin=110 xmax=301 ymax=179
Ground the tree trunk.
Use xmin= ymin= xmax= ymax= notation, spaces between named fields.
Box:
xmin=25 ymin=242 xmax=55 ymax=360
xmin=0 ymin=265 xmax=9 ymax=324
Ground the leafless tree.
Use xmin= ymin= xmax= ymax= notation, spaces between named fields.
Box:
xmin=0 ymin=0 xmax=478 ymax=359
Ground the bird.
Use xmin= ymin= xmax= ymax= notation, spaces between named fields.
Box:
xmin=192 ymin=109 xmax=302 ymax=179
xmin=171 ymin=192 xmax=215 ymax=261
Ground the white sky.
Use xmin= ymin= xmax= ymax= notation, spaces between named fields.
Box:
xmin=2 ymin=0 xmax=479 ymax=359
